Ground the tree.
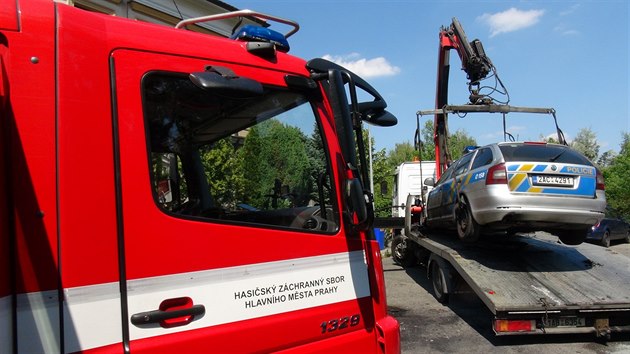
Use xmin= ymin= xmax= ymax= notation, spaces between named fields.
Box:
xmin=241 ymin=119 xmax=311 ymax=209
xmin=372 ymin=147 xmax=392 ymax=218
xmin=447 ymin=129 xmax=478 ymax=160
xmin=570 ymin=127 xmax=599 ymax=161
xmin=200 ymin=138 xmax=245 ymax=208
xmin=603 ymin=133 xmax=630 ymax=219
xmin=597 ymin=150 xmax=617 ymax=169
xmin=540 ymin=134 xmax=559 ymax=144
xmin=417 ymin=120 xmax=437 ymax=161
xmin=387 ymin=142 xmax=416 ymax=166
xmin=414 ymin=120 xmax=477 ymax=161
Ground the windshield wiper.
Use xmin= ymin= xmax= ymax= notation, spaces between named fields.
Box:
xmin=549 ymin=149 xmax=567 ymax=162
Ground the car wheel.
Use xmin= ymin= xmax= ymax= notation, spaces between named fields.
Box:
xmin=455 ymin=196 xmax=480 ymax=242
xmin=558 ymin=229 xmax=587 ymax=245
xmin=601 ymin=230 xmax=611 ymax=248
xmin=391 ymin=233 xmax=416 ymax=267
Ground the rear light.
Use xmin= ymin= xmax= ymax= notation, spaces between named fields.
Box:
xmin=596 ymin=169 xmax=605 ymax=190
xmin=486 ymin=163 xmax=507 ymax=185
xmin=494 ymin=319 xmax=536 ymax=333
xmin=524 ymin=141 xmax=547 ymax=145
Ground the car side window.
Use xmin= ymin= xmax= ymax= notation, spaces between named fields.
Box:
xmin=435 ymin=164 xmax=457 ymax=187
xmin=471 ymin=148 xmax=493 ymax=170
xmin=453 ymin=152 xmax=474 ymax=176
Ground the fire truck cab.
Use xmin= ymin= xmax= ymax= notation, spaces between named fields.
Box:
xmin=0 ymin=1 xmax=400 ymax=352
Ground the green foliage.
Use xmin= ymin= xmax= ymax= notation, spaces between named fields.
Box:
xmin=372 ymin=148 xmax=391 ymax=218
xmin=418 ymin=120 xmax=437 ymax=161
xmin=448 ymin=129 xmax=477 ymax=160
xmin=241 ymin=119 xmax=312 ymax=209
xmin=387 ymin=142 xmax=416 ymax=166
xmin=597 ymin=150 xmax=617 ymax=169
xmin=200 ymin=139 xmax=245 ymax=208
xmin=570 ymin=127 xmax=599 ymax=161
xmin=603 ymin=133 xmax=630 ymax=219
xmin=540 ymin=134 xmax=559 ymax=144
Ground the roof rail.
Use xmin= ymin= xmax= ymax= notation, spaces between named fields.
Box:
xmin=175 ymin=9 xmax=300 ymax=38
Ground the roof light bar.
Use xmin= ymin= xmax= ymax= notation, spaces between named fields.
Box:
xmin=231 ymin=25 xmax=290 ymax=52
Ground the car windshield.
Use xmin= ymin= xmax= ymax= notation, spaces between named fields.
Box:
xmin=499 ymin=144 xmax=592 ymax=165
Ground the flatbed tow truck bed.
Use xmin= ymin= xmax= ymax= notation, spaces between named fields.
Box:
xmin=407 ymin=231 xmax=630 ymax=337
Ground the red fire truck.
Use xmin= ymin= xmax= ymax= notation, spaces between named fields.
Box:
xmin=0 ymin=1 xmax=400 ymax=352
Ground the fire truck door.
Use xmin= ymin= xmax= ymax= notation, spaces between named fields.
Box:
xmin=111 ymin=49 xmax=375 ymax=352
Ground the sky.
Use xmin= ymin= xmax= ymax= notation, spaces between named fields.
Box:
xmin=229 ymin=0 xmax=629 ymax=156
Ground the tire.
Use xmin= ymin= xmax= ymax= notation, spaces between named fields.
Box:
xmin=455 ymin=196 xmax=480 ymax=242
xmin=429 ymin=259 xmax=450 ymax=304
xmin=558 ymin=229 xmax=588 ymax=245
xmin=601 ymin=230 xmax=611 ymax=248
xmin=391 ymin=234 xmax=416 ymax=267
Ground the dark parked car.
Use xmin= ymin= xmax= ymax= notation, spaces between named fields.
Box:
xmin=586 ymin=216 xmax=630 ymax=247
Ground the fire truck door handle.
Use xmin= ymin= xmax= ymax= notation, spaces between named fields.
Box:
xmin=130 ymin=304 xmax=205 ymax=326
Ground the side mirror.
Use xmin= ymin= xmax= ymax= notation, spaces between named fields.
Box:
xmin=424 ymin=177 xmax=435 ymax=187
xmin=363 ymin=109 xmax=398 ymax=127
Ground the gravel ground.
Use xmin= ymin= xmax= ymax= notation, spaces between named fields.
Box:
xmin=383 ymin=233 xmax=630 ymax=354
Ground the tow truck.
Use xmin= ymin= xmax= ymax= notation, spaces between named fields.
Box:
xmin=387 ymin=18 xmax=630 ymax=338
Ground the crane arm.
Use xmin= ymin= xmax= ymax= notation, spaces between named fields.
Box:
xmin=434 ymin=18 xmax=495 ymax=178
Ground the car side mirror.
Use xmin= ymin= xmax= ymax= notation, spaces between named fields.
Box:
xmin=424 ymin=177 xmax=435 ymax=187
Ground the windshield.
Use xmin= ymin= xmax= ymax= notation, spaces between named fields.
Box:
xmin=143 ymin=72 xmax=339 ymax=233
xmin=499 ymin=144 xmax=592 ymax=165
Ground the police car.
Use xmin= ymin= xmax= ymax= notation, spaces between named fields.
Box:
xmin=424 ymin=142 xmax=606 ymax=244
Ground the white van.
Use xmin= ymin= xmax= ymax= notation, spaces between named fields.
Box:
xmin=391 ymin=161 xmax=436 ymax=217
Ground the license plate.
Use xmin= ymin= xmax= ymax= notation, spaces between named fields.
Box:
xmin=533 ymin=175 xmax=574 ymax=186
xmin=543 ymin=317 xmax=585 ymax=328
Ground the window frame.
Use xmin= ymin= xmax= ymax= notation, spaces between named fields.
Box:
xmin=141 ymin=70 xmax=341 ymax=234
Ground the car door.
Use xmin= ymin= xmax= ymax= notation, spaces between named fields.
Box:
xmin=111 ymin=49 xmax=375 ymax=352
xmin=426 ymin=165 xmax=453 ymax=221
xmin=447 ymin=152 xmax=475 ymax=217
xmin=609 ymin=218 xmax=627 ymax=240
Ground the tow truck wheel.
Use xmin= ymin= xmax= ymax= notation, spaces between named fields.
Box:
xmin=391 ymin=234 xmax=416 ymax=267
xmin=429 ymin=259 xmax=450 ymax=304
xmin=558 ymin=229 xmax=588 ymax=245
xmin=455 ymin=196 xmax=480 ymax=242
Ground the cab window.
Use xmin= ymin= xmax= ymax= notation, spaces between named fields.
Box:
xmin=143 ymin=72 xmax=339 ymax=233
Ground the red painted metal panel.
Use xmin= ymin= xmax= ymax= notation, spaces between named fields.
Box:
xmin=6 ymin=0 xmax=58 ymax=294
xmin=128 ymin=299 xmax=376 ymax=353
xmin=55 ymin=2 xmax=120 ymax=289
xmin=0 ymin=0 xmax=19 ymax=31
